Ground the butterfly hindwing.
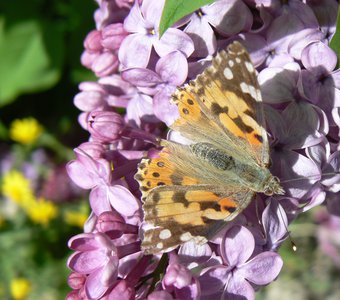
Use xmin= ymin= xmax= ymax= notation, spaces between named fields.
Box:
xmin=141 ymin=185 xmax=255 ymax=254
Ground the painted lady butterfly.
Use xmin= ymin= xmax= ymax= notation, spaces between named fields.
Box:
xmin=135 ymin=41 xmax=284 ymax=254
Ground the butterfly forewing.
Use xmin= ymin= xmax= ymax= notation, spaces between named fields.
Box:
xmin=173 ymin=42 xmax=269 ymax=166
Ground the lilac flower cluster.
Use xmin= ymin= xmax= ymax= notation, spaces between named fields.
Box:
xmin=66 ymin=0 xmax=340 ymax=299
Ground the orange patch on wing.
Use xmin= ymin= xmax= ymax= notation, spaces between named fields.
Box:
xmin=173 ymin=89 xmax=202 ymax=126
xmin=245 ymin=132 xmax=262 ymax=146
xmin=218 ymin=197 xmax=238 ymax=211
xmin=185 ymin=190 xmax=219 ymax=202
xmin=219 ymin=114 xmax=245 ymax=138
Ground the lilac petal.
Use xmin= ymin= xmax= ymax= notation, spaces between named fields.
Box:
xmin=267 ymin=13 xmax=304 ymax=52
xmin=281 ymin=101 xmax=323 ymax=149
xmin=118 ymin=33 xmax=153 ymax=68
xmin=238 ymin=252 xmax=283 ymax=285
xmin=301 ymin=41 xmax=337 ymax=71
xmin=267 ymin=53 xmax=295 ymax=68
xmin=108 ymin=280 xmax=135 ymax=300
xmin=306 ymin=140 xmax=330 ymax=168
xmin=124 ymin=0 xmax=150 ymax=33
xmin=288 ymin=0 xmax=319 ymax=28
xmin=322 ymin=151 xmax=340 ymax=191
xmin=288 ymin=28 xmax=324 ymax=60
xmin=108 ymin=185 xmax=140 ymax=217
xmin=67 ymin=159 xmax=97 ymax=189
xmin=74 ymin=90 xmax=106 ymax=112
xmin=262 ymin=199 xmax=288 ymax=250
xmin=126 ymin=93 xmax=156 ymax=126
xmin=238 ymin=33 xmax=268 ymax=67
xmin=222 ymin=226 xmax=254 ymax=266
xmin=184 ymin=14 xmax=216 ymax=58
xmin=178 ymin=241 xmax=212 ymax=265
xmin=153 ymin=89 xmax=180 ymax=126
xmin=203 ymin=0 xmax=252 ymax=36
xmin=121 ymin=68 xmax=161 ymax=87
xmin=92 ymin=52 xmax=119 ymax=77
xmin=156 ymin=51 xmax=188 ymax=85
xmin=271 ymin=150 xmax=320 ymax=199
xmin=308 ymin=0 xmax=339 ymax=32
xmin=264 ymin=105 xmax=286 ymax=142
xmin=86 ymin=267 xmax=114 ymax=299
xmin=68 ymin=250 xmax=107 ymax=274
xmin=163 ymin=263 xmax=192 ymax=289
xmin=175 ymin=277 xmax=200 ymax=300
xmin=199 ymin=266 xmax=229 ymax=297
xmin=259 ymin=63 xmax=300 ymax=104
xmin=154 ymin=28 xmax=194 ymax=58
xmin=68 ymin=233 xmax=101 ymax=251
xmin=141 ymin=0 xmax=164 ymax=26
xmin=148 ymin=291 xmax=173 ymax=300
xmin=301 ymin=187 xmax=326 ymax=212
xmin=90 ymin=185 xmax=113 ymax=215
xmin=223 ymin=274 xmax=255 ymax=300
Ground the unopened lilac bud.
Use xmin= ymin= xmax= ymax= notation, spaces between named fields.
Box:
xmin=67 ymin=272 xmax=86 ymax=290
xmin=102 ymin=23 xmax=128 ymax=51
xmin=88 ymin=111 xmax=125 ymax=143
xmin=92 ymin=52 xmax=119 ymax=77
xmin=84 ymin=30 xmax=103 ymax=52
xmin=96 ymin=211 xmax=138 ymax=238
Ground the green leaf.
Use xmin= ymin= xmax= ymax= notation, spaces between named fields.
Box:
xmin=330 ymin=8 xmax=340 ymax=61
xmin=0 ymin=18 xmax=62 ymax=106
xmin=159 ymin=0 xmax=215 ymax=37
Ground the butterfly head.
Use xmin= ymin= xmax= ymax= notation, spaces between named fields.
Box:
xmin=264 ymin=176 xmax=285 ymax=196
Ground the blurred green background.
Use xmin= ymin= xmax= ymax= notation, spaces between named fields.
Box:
xmin=0 ymin=1 xmax=97 ymax=299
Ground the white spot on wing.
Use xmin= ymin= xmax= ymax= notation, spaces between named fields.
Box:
xmin=245 ymin=61 xmax=254 ymax=73
xmin=228 ymin=60 xmax=234 ymax=67
xmin=240 ymin=82 xmax=262 ymax=101
xmin=236 ymin=57 xmax=241 ymax=63
xmin=180 ymin=232 xmax=193 ymax=242
xmin=223 ymin=67 xmax=233 ymax=80
xmin=159 ymin=229 xmax=172 ymax=240
xmin=156 ymin=242 xmax=163 ymax=249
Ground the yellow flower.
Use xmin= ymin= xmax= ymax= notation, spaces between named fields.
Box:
xmin=64 ymin=210 xmax=88 ymax=228
xmin=10 ymin=278 xmax=31 ymax=300
xmin=26 ymin=197 xmax=58 ymax=225
xmin=9 ymin=117 xmax=43 ymax=144
xmin=1 ymin=170 xmax=34 ymax=206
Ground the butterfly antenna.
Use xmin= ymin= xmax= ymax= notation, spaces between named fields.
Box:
xmin=277 ymin=204 xmax=297 ymax=252
xmin=280 ymin=171 xmax=339 ymax=184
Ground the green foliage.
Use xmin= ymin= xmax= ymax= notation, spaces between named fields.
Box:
xmin=0 ymin=0 xmax=96 ymax=107
xmin=330 ymin=7 xmax=340 ymax=63
xmin=159 ymin=0 xmax=215 ymax=37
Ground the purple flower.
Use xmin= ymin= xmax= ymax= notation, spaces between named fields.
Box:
xmin=122 ymin=51 xmax=188 ymax=125
xmin=199 ymin=226 xmax=283 ymax=300
xmin=68 ymin=233 xmax=120 ymax=299
xmin=118 ymin=0 xmax=194 ymax=68
xmin=67 ymin=145 xmax=141 ymax=217
xmin=67 ymin=0 xmax=340 ymax=298
xmin=184 ymin=0 xmax=252 ymax=57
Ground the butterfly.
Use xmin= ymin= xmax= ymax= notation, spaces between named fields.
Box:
xmin=134 ymin=41 xmax=285 ymax=255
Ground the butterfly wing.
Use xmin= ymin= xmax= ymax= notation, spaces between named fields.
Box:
xmin=141 ymin=185 xmax=255 ymax=254
xmin=135 ymin=41 xmax=269 ymax=254
xmin=172 ymin=41 xmax=269 ymax=167
xmin=135 ymin=142 xmax=255 ymax=254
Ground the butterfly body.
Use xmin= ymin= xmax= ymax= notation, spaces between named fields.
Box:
xmin=135 ymin=41 xmax=284 ymax=254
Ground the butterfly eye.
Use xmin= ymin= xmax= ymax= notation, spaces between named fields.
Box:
xmin=264 ymin=176 xmax=284 ymax=196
